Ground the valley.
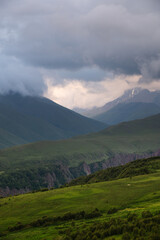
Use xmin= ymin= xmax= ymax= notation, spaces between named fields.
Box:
xmin=0 ymin=113 xmax=160 ymax=196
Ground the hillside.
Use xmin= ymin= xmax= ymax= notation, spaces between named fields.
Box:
xmin=0 ymin=93 xmax=106 ymax=149
xmin=94 ymin=102 xmax=160 ymax=125
xmin=1 ymin=157 xmax=160 ymax=239
xmin=0 ymin=113 xmax=160 ymax=195
xmin=76 ymin=88 xmax=160 ymax=118
xmin=67 ymin=156 xmax=160 ymax=186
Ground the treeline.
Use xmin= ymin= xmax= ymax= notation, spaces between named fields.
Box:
xmin=0 ymin=168 xmax=48 ymax=190
xmin=66 ymin=156 xmax=160 ymax=187
xmin=0 ymin=164 xmax=69 ymax=191
xmin=0 ymin=152 xmax=102 ymax=193
xmin=61 ymin=211 xmax=160 ymax=240
xmin=7 ymin=208 xmax=101 ymax=233
xmin=1 ymin=156 xmax=160 ymax=196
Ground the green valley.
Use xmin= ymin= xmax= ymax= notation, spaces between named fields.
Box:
xmin=1 ymin=156 xmax=160 ymax=239
xmin=0 ymin=113 xmax=160 ymax=194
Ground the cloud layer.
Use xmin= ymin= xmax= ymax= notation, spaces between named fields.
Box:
xmin=0 ymin=0 xmax=160 ymax=105
xmin=45 ymin=75 xmax=140 ymax=109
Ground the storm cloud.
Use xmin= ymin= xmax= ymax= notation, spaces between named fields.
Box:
xmin=0 ymin=55 xmax=45 ymax=95
xmin=0 ymin=0 xmax=160 ymax=99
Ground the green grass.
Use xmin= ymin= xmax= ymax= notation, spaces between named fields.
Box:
xmin=1 ymin=170 xmax=160 ymax=239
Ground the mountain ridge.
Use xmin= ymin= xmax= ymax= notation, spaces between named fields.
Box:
xmin=75 ymin=88 xmax=160 ymax=118
xmin=94 ymin=102 xmax=160 ymax=124
xmin=0 ymin=93 xmax=107 ymax=149
xmin=0 ymin=113 xmax=160 ymax=195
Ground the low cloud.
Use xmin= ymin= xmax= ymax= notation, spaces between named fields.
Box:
xmin=0 ymin=55 xmax=45 ymax=95
xmin=44 ymin=75 xmax=140 ymax=109
xmin=139 ymin=56 xmax=160 ymax=83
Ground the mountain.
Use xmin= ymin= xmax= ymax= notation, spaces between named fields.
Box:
xmin=94 ymin=102 xmax=160 ymax=125
xmin=76 ymin=88 xmax=160 ymax=118
xmin=0 ymin=113 xmax=160 ymax=195
xmin=0 ymin=93 xmax=106 ymax=149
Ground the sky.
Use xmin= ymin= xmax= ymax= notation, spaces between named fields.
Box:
xmin=0 ymin=0 xmax=160 ymax=109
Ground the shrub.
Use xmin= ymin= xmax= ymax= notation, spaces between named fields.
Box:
xmin=141 ymin=211 xmax=153 ymax=218
xmin=122 ymin=232 xmax=131 ymax=240
xmin=107 ymin=208 xmax=118 ymax=214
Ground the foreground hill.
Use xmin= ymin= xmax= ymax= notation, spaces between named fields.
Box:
xmin=94 ymin=102 xmax=160 ymax=125
xmin=0 ymin=113 xmax=160 ymax=195
xmin=67 ymin=156 xmax=160 ymax=186
xmin=1 ymin=156 xmax=160 ymax=239
xmin=0 ymin=93 xmax=106 ymax=149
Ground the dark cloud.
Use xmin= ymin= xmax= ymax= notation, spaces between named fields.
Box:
xmin=3 ymin=1 xmax=160 ymax=71
xmin=139 ymin=56 xmax=160 ymax=83
xmin=0 ymin=0 xmax=160 ymax=95
xmin=0 ymin=55 xmax=45 ymax=95
xmin=43 ymin=67 xmax=114 ymax=82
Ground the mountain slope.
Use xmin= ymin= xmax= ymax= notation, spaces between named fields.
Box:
xmin=68 ymin=156 xmax=160 ymax=186
xmin=77 ymin=88 xmax=160 ymax=118
xmin=0 ymin=113 xmax=160 ymax=194
xmin=1 ymin=157 xmax=160 ymax=239
xmin=0 ymin=93 xmax=106 ymax=149
xmin=94 ymin=102 xmax=160 ymax=124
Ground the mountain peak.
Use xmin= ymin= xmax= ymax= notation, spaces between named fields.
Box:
xmin=76 ymin=88 xmax=160 ymax=118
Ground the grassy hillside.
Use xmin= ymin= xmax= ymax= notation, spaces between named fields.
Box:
xmin=1 ymin=113 xmax=160 ymax=169
xmin=94 ymin=102 xmax=160 ymax=125
xmin=0 ymin=114 xmax=160 ymax=192
xmin=1 ymin=157 xmax=160 ymax=239
xmin=0 ymin=93 xmax=106 ymax=149
xmin=67 ymin=156 xmax=160 ymax=186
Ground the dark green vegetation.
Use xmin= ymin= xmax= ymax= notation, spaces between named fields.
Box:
xmin=0 ymin=113 xmax=160 ymax=193
xmin=0 ymin=93 xmax=106 ymax=149
xmin=63 ymin=211 xmax=160 ymax=240
xmin=94 ymin=102 xmax=160 ymax=125
xmin=1 ymin=157 xmax=160 ymax=239
xmin=67 ymin=156 xmax=160 ymax=186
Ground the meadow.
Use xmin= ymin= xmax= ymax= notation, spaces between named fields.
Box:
xmin=1 ymin=166 xmax=160 ymax=239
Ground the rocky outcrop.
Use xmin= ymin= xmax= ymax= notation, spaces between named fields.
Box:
xmin=44 ymin=164 xmax=74 ymax=188
xmin=0 ymin=187 xmax=30 ymax=197
xmin=1 ymin=149 xmax=160 ymax=197
xmin=70 ymin=150 xmax=160 ymax=179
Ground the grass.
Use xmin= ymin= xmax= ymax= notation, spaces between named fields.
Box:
xmin=1 ymin=170 xmax=160 ymax=239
